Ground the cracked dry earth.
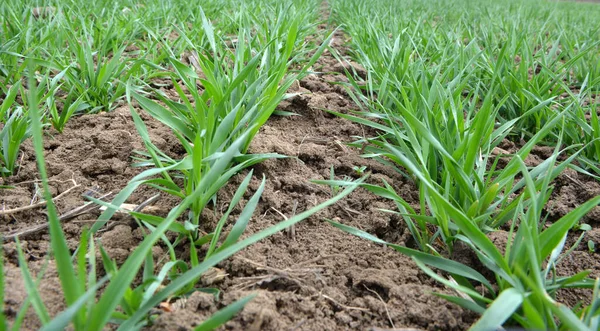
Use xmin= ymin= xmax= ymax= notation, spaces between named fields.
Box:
xmin=2 ymin=18 xmax=600 ymax=331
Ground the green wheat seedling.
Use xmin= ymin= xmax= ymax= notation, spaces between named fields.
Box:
xmin=3 ymin=1 xmax=352 ymax=329
xmin=327 ymin=156 xmax=600 ymax=330
xmin=556 ymin=78 xmax=600 ymax=176
xmin=19 ymin=38 xmax=362 ymax=328
xmin=332 ymin=0 xmax=600 ymax=144
xmin=330 ymin=0 xmax=600 ymax=249
xmin=127 ymin=6 xmax=332 ymax=234
xmin=331 ymin=52 xmax=578 ymax=251
xmin=329 ymin=0 xmax=600 ymax=329
xmin=0 ymin=82 xmax=30 ymax=177
xmin=0 ymin=107 xmax=31 ymax=177
xmin=61 ymin=33 xmax=130 ymax=113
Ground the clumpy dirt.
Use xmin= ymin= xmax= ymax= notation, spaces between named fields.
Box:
xmin=2 ymin=9 xmax=600 ymax=331
xmin=0 ymin=104 xmax=181 ymax=241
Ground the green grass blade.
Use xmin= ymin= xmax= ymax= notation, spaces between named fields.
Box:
xmin=539 ymin=196 xmax=600 ymax=259
xmin=193 ymin=294 xmax=256 ymax=331
xmin=218 ymin=176 xmax=266 ymax=251
xmin=39 ymin=276 xmax=109 ymax=331
xmin=87 ymin=130 xmax=255 ymax=330
xmin=207 ymin=170 xmax=254 ymax=258
xmin=15 ymin=239 xmax=50 ymax=324
xmin=327 ymin=220 xmax=494 ymax=292
xmin=470 ymin=288 xmax=524 ymax=331
xmin=27 ymin=60 xmax=82 ymax=324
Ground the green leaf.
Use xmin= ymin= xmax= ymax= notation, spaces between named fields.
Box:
xmin=194 ymin=295 xmax=256 ymax=331
xmin=470 ymin=288 xmax=524 ymax=331
xmin=16 ymin=239 xmax=50 ymax=324
xmin=26 ymin=60 xmax=82 ymax=327
xmin=130 ymin=90 xmax=195 ymax=141
xmin=550 ymin=302 xmax=593 ymax=331
xmin=434 ymin=293 xmax=486 ymax=314
xmin=539 ymin=196 xmax=600 ymax=259
xmin=327 ymin=220 xmax=494 ymax=292
xmin=207 ymin=171 xmax=254 ymax=258
xmin=40 ymin=277 xmax=109 ymax=331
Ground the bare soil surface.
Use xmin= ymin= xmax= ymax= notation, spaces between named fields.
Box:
xmin=2 ymin=12 xmax=600 ymax=331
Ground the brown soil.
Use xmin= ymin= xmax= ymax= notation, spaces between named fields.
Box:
xmin=2 ymin=9 xmax=600 ymax=331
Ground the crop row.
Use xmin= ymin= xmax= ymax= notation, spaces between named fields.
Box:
xmin=1 ymin=0 xmax=361 ymax=330
xmin=329 ymin=0 xmax=600 ymax=329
